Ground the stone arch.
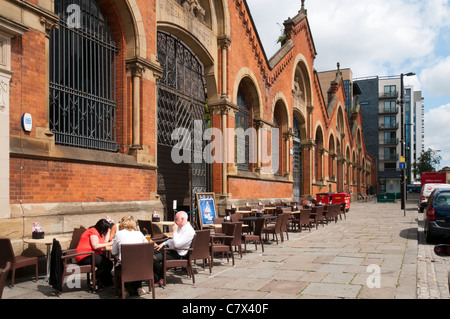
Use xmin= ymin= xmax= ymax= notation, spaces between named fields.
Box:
xmin=292 ymin=54 xmax=313 ymax=118
xmin=233 ymin=68 xmax=263 ymax=118
xmin=112 ymin=0 xmax=147 ymax=58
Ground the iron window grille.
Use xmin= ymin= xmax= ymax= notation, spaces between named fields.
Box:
xmin=49 ymin=0 xmax=120 ymax=152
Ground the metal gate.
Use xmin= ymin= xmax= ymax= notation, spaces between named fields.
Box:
xmin=156 ymin=31 xmax=210 ymax=222
xmin=293 ymin=115 xmax=302 ymax=202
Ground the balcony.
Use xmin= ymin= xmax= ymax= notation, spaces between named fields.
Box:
xmin=379 ymin=122 xmax=399 ymax=130
xmin=379 ymin=91 xmax=399 ymax=99
xmin=380 ymin=138 xmax=399 ymax=146
xmin=379 ymin=153 xmax=399 ymax=161
xmin=379 ymin=106 xmax=399 ymax=114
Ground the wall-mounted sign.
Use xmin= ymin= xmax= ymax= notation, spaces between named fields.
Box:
xmin=21 ymin=113 xmax=32 ymax=132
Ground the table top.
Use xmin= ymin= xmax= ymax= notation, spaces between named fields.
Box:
xmin=24 ymin=236 xmax=71 ymax=245
xmin=238 ymin=215 xmax=277 ymax=222
xmin=152 ymin=221 xmax=175 ymax=226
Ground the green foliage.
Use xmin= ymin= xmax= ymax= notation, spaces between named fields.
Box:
xmin=412 ymin=148 xmax=442 ymax=178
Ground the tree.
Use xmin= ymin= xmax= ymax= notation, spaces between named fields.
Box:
xmin=412 ymin=148 xmax=442 ymax=179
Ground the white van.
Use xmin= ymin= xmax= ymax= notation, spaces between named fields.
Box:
xmin=418 ymin=183 xmax=450 ymax=213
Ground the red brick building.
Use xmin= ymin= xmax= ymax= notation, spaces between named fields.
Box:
xmin=0 ymin=0 xmax=373 ymax=252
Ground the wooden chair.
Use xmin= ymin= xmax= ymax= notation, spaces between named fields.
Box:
xmin=0 ymin=261 xmax=11 ymax=299
xmin=0 ymin=238 xmax=38 ymax=287
xmin=114 ymin=242 xmax=155 ymax=299
xmin=262 ymin=214 xmax=283 ymax=244
xmin=189 ymin=230 xmax=212 ymax=274
xmin=210 ymin=223 xmax=236 ymax=267
xmin=242 ymin=218 xmax=265 ymax=253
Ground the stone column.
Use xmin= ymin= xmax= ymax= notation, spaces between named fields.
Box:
xmin=0 ymin=17 xmax=29 ymax=218
xmin=126 ymin=61 xmax=145 ymax=149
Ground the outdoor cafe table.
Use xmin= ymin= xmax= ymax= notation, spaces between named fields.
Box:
xmin=23 ymin=236 xmax=71 ymax=283
xmin=152 ymin=220 xmax=175 ymax=233
xmin=238 ymin=215 xmax=277 ymax=227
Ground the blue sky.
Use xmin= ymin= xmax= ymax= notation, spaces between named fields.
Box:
xmin=246 ymin=0 xmax=450 ymax=168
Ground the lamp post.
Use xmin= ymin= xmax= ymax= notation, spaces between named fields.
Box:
xmin=400 ymin=72 xmax=416 ymax=216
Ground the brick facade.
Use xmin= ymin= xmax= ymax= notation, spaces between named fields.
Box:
xmin=1 ymin=0 xmax=374 ymax=254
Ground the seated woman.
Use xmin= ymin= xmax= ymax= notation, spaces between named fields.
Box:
xmin=111 ymin=215 xmax=148 ymax=296
xmin=75 ymin=219 xmax=114 ymax=290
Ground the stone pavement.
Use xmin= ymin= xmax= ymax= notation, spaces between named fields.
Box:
xmin=2 ymin=196 xmax=449 ymax=301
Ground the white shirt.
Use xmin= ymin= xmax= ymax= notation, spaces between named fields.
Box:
xmin=112 ymin=229 xmax=147 ymax=261
xmin=164 ymin=222 xmax=195 ymax=256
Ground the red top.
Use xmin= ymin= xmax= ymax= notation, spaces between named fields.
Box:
xmin=75 ymin=228 xmax=105 ymax=263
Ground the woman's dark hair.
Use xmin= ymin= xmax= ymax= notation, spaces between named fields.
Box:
xmin=91 ymin=219 xmax=112 ymax=237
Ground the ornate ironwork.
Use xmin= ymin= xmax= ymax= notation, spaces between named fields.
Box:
xmin=156 ymin=31 xmax=210 ymax=217
xmin=293 ymin=115 xmax=302 ymax=201
xmin=49 ymin=0 xmax=119 ymax=152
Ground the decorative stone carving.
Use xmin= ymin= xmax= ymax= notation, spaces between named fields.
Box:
xmin=0 ymin=79 xmax=7 ymax=112
xmin=180 ymin=0 xmax=205 ymax=23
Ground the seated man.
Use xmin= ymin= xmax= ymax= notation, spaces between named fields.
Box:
xmin=153 ymin=211 xmax=195 ymax=286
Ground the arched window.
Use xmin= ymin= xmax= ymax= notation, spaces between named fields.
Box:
xmin=49 ymin=0 xmax=119 ymax=152
xmin=235 ymin=83 xmax=254 ymax=171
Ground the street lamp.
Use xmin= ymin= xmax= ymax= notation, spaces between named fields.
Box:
xmin=400 ymin=72 xmax=416 ymax=216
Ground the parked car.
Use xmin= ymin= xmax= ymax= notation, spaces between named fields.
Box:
xmin=424 ymin=188 xmax=450 ymax=242
xmin=418 ymin=183 xmax=450 ymax=213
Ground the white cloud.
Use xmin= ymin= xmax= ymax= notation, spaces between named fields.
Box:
xmin=420 ymin=56 xmax=450 ymax=96
xmin=424 ymin=103 xmax=450 ymax=167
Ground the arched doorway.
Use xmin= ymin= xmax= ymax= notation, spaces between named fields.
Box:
xmin=156 ymin=31 xmax=211 ymax=221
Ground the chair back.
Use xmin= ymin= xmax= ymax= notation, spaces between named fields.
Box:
xmin=213 ymin=217 xmax=224 ymax=224
xmin=230 ymin=212 xmax=243 ymax=223
xmin=189 ymin=230 xmax=210 ymax=260
xmin=229 ymin=222 xmax=242 ymax=246
xmin=68 ymin=227 xmax=86 ymax=250
xmin=313 ymin=205 xmax=324 ymax=218
xmin=221 ymin=223 xmax=237 ymax=245
xmin=299 ymin=209 xmax=311 ymax=223
xmin=238 ymin=206 xmax=251 ymax=212
xmin=274 ymin=214 xmax=283 ymax=232
xmin=253 ymin=218 xmax=265 ymax=236
xmin=137 ymin=220 xmax=153 ymax=236
xmin=281 ymin=213 xmax=290 ymax=231
xmin=0 ymin=238 xmax=15 ymax=268
xmin=120 ymin=242 xmax=154 ymax=283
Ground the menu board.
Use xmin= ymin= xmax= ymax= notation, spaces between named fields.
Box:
xmin=196 ymin=192 xmax=217 ymax=228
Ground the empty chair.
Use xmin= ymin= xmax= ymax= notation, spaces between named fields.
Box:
xmin=210 ymin=223 xmax=236 ymax=267
xmin=242 ymin=218 xmax=265 ymax=253
xmin=262 ymin=214 xmax=283 ymax=244
xmin=310 ymin=205 xmax=327 ymax=229
xmin=280 ymin=213 xmax=290 ymax=241
xmin=189 ymin=230 xmax=212 ymax=274
xmin=114 ymin=242 xmax=155 ymax=299
xmin=0 ymin=261 xmax=11 ymax=299
xmin=299 ymin=209 xmax=312 ymax=232
xmin=338 ymin=202 xmax=347 ymax=219
xmin=0 ymin=238 xmax=38 ymax=287
xmin=223 ymin=222 xmax=243 ymax=259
